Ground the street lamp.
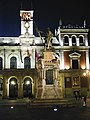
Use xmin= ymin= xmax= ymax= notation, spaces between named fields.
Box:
xmin=53 ymin=108 xmax=58 ymax=112
xmin=11 ymin=80 xmax=16 ymax=85
xmin=83 ymin=70 xmax=90 ymax=77
xmin=26 ymin=80 xmax=30 ymax=85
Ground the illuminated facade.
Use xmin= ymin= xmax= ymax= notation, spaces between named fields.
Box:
xmin=0 ymin=10 xmax=90 ymax=99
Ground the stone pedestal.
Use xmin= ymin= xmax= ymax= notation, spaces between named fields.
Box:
xmin=37 ymin=85 xmax=62 ymax=99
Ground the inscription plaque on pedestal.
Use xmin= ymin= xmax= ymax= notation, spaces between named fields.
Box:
xmin=44 ymin=52 xmax=54 ymax=61
xmin=46 ymin=69 xmax=53 ymax=84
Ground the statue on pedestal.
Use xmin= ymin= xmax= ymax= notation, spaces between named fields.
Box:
xmin=54 ymin=79 xmax=59 ymax=98
xmin=41 ymin=79 xmax=46 ymax=98
xmin=45 ymin=27 xmax=53 ymax=49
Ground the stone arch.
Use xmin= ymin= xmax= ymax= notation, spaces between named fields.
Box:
xmin=71 ymin=35 xmax=77 ymax=38
xmin=8 ymin=54 xmax=19 ymax=69
xmin=71 ymin=35 xmax=77 ymax=46
xmin=22 ymin=54 xmax=31 ymax=68
xmin=8 ymin=76 xmax=18 ymax=98
xmin=63 ymin=35 xmax=69 ymax=39
xmin=79 ymin=35 xmax=84 ymax=45
xmin=23 ymin=76 xmax=34 ymax=98
xmin=78 ymin=35 xmax=84 ymax=38
xmin=24 ymin=56 xmax=31 ymax=68
xmin=10 ymin=56 xmax=17 ymax=69
xmin=63 ymin=35 xmax=69 ymax=46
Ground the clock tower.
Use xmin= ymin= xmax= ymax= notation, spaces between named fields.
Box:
xmin=20 ymin=10 xmax=34 ymax=35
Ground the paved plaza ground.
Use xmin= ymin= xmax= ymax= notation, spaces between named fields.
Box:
xmin=0 ymin=105 xmax=90 ymax=120
xmin=0 ymin=98 xmax=90 ymax=120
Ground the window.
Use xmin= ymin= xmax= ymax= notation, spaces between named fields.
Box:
xmin=72 ymin=59 xmax=78 ymax=69
xmin=69 ymin=52 xmax=81 ymax=69
xmin=72 ymin=76 xmax=80 ymax=86
xmin=10 ymin=57 xmax=17 ymax=69
xmin=64 ymin=36 xmax=69 ymax=46
xmin=80 ymin=77 xmax=88 ymax=87
xmin=24 ymin=57 xmax=31 ymax=68
xmin=0 ymin=57 xmax=3 ymax=70
xmin=72 ymin=36 xmax=76 ymax=46
xmin=79 ymin=36 xmax=84 ymax=46
xmin=65 ymin=77 xmax=72 ymax=88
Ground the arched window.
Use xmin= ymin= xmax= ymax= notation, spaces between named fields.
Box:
xmin=24 ymin=57 xmax=31 ymax=68
xmin=64 ymin=36 xmax=69 ymax=46
xmin=79 ymin=36 xmax=84 ymax=46
xmin=10 ymin=57 xmax=17 ymax=69
xmin=72 ymin=36 xmax=76 ymax=46
xmin=0 ymin=57 xmax=3 ymax=70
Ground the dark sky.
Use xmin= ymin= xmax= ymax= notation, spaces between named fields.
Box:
xmin=0 ymin=0 xmax=90 ymax=36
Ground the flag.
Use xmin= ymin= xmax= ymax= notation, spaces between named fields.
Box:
xmin=35 ymin=50 xmax=38 ymax=61
xmin=20 ymin=49 xmax=23 ymax=63
xmin=27 ymin=49 xmax=31 ymax=58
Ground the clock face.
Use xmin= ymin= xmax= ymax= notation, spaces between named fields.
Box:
xmin=22 ymin=12 xmax=31 ymax=21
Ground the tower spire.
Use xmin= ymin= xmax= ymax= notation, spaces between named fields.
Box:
xmin=84 ymin=19 xmax=86 ymax=28
xmin=59 ymin=19 xmax=62 ymax=27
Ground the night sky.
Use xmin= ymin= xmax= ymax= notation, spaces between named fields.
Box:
xmin=0 ymin=0 xmax=90 ymax=37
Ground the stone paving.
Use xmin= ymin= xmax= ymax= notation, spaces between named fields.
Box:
xmin=1 ymin=97 xmax=90 ymax=120
xmin=0 ymin=97 xmax=88 ymax=107
xmin=0 ymin=97 xmax=90 ymax=108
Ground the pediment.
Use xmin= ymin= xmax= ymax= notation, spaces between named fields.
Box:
xmin=69 ymin=52 xmax=81 ymax=58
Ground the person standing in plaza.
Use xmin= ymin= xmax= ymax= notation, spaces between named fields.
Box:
xmin=83 ymin=96 xmax=87 ymax=107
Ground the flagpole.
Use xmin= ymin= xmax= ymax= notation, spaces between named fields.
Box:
xmin=35 ymin=49 xmax=38 ymax=68
xmin=20 ymin=46 xmax=23 ymax=63
xmin=4 ymin=48 xmax=6 ymax=69
xmin=35 ymin=49 xmax=37 ymax=68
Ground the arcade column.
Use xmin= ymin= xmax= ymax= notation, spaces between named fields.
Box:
xmin=18 ymin=76 xmax=23 ymax=98
xmin=3 ymin=76 xmax=7 ymax=99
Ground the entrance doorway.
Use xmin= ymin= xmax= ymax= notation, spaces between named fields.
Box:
xmin=9 ymin=78 xmax=18 ymax=98
xmin=23 ymin=77 xmax=32 ymax=98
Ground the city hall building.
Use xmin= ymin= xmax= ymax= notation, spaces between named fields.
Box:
xmin=0 ymin=9 xmax=90 ymax=100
